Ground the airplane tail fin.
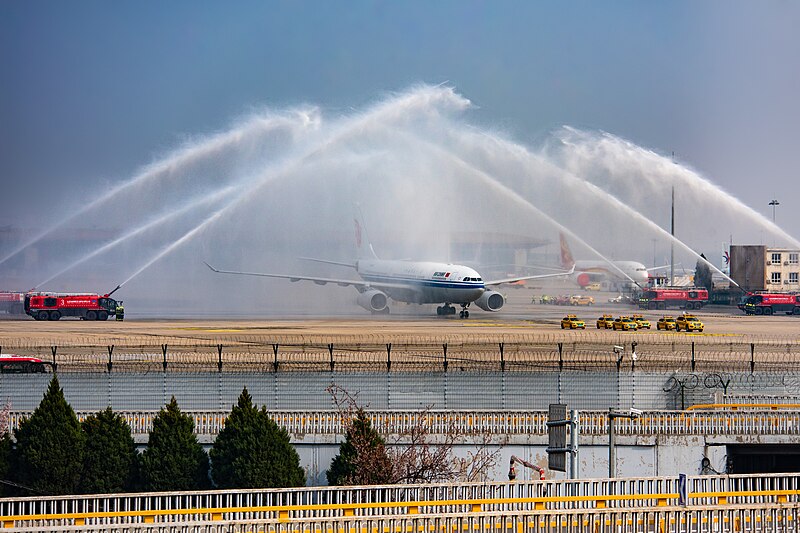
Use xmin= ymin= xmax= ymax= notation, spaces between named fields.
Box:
xmin=354 ymin=205 xmax=379 ymax=260
xmin=559 ymin=232 xmax=575 ymax=269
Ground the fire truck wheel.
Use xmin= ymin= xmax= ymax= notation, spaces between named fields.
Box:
xmin=98 ymin=311 xmax=108 ymax=321
xmin=793 ymin=307 xmax=800 ymax=315
xmin=755 ymin=307 xmax=763 ymax=315
xmin=658 ymin=302 xmax=666 ymax=310
xmin=86 ymin=311 xmax=97 ymax=321
xmin=763 ymin=307 xmax=773 ymax=316
xmin=49 ymin=311 xmax=61 ymax=321
xmin=37 ymin=311 xmax=48 ymax=321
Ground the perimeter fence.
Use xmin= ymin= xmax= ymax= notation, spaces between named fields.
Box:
xmin=1 ymin=334 xmax=799 ymax=374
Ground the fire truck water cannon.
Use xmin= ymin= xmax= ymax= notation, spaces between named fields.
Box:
xmin=508 ymin=455 xmax=545 ymax=481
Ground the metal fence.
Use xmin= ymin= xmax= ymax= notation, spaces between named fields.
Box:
xmin=1 ymin=336 xmax=799 ymax=373
xmin=3 ymin=369 xmax=800 ymax=412
xmin=0 ymin=473 xmax=798 ymax=531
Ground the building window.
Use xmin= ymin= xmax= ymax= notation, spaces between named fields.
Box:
xmin=790 ymin=272 xmax=799 ymax=284
xmin=790 ymin=253 xmax=799 ymax=265
xmin=771 ymin=272 xmax=782 ymax=284
xmin=771 ymin=252 xmax=782 ymax=264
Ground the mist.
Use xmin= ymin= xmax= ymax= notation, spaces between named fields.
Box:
xmin=1 ymin=85 xmax=795 ymax=317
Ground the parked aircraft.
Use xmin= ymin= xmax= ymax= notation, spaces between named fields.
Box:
xmin=205 ymin=210 xmax=571 ymax=318
xmin=559 ymin=233 xmax=650 ymax=288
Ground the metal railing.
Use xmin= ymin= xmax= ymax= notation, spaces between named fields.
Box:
xmin=8 ymin=408 xmax=800 ymax=439
xmin=0 ymin=473 xmax=798 ymax=530
xmin=2 ymin=336 xmax=799 ymax=373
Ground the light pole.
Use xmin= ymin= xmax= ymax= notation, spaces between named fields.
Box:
xmin=769 ymin=200 xmax=780 ymax=223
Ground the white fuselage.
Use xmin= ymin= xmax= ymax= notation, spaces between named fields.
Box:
xmin=573 ymin=260 xmax=649 ymax=286
xmin=356 ymin=259 xmax=486 ymax=304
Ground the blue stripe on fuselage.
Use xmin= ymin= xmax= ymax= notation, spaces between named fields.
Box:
xmin=360 ymin=274 xmax=485 ymax=291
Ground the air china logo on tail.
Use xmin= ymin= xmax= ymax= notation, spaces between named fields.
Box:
xmin=354 ymin=219 xmax=362 ymax=247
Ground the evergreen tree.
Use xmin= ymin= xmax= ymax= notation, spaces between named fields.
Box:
xmin=0 ymin=434 xmax=13 ymax=497
xmin=139 ymin=397 xmax=209 ymax=491
xmin=80 ymin=407 xmax=139 ymax=494
xmin=695 ymin=254 xmax=713 ymax=291
xmin=210 ymin=387 xmax=305 ymax=489
xmin=327 ymin=409 xmax=392 ymax=486
xmin=11 ymin=375 xmax=85 ymax=495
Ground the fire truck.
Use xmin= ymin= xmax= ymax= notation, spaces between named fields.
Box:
xmin=740 ymin=292 xmax=800 ymax=315
xmin=0 ymin=354 xmax=51 ymax=373
xmin=24 ymin=286 xmax=123 ymax=321
xmin=638 ymin=287 xmax=709 ymax=310
xmin=0 ymin=291 xmax=25 ymax=315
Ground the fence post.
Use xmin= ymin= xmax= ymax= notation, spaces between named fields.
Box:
xmin=691 ymin=342 xmax=696 ymax=372
xmin=499 ymin=343 xmax=505 ymax=372
xmin=558 ymin=342 xmax=563 ymax=372
xmin=107 ymin=345 xmax=114 ymax=373
xmin=443 ymin=343 xmax=448 ymax=372
xmin=272 ymin=344 xmax=279 ymax=372
xmin=328 ymin=343 xmax=335 ymax=372
xmin=386 ymin=343 xmax=392 ymax=372
xmin=217 ymin=344 xmax=223 ymax=373
xmin=750 ymin=343 xmax=755 ymax=374
xmin=162 ymin=344 xmax=168 ymax=372
xmin=49 ymin=346 xmax=58 ymax=372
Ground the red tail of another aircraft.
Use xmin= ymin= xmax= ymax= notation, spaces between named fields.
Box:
xmin=559 ymin=233 xmax=575 ymax=270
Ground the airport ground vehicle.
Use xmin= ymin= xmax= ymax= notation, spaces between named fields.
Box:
xmin=584 ymin=283 xmax=602 ymax=291
xmin=638 ymin=287 xmax=709 ymax=310
xmin=676 ymin=314 xmax=704 ymax=332
xmin=570 ymin=294 xmax=594 ymax=306
xmin=657 ymin=316 xmax=677 ymax=330
xmin=0 ymin=291 xmax=25 ymax=314
xmin=596 ymin=314 xmax=614 ymax=329
xmin=613 ymin=316 xmax=638 ymax=331
xmin=631 ymin=314 xmax=651 ymax=329
xmin=561 ymin=314 xmax=586 ymax=329
xmin=0 ymin=354 xmax=50 ymax=373
xmin=740 ymin=292 xmax=800 ymax=315
xmin=24 ymin=292 xmax=122 ymax=321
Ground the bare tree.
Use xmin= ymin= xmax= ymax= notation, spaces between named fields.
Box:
xmin=327 ymin=384 xmax=504 ymax=484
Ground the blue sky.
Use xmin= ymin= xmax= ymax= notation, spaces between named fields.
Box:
xmin=2 ymin=1 xmax=799 ymax=237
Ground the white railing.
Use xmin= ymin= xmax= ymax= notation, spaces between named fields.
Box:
xmin=8 ymin=408 xmax=800 ymax=439
xmin=0 ymin=473 xmax=798 ymax=530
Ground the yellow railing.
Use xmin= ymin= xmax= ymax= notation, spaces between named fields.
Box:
xmin=1 ymin=473 xmax=799 ymax=529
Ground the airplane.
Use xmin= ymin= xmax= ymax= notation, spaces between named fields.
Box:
xmin=559 ymin=233 xmax=650 ymax=288
xmin=205 ymin=210 xmax=572 ymax=318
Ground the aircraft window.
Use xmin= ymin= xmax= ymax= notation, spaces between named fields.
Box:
xmin=477 ymin=278 xmax=482 ymax=282
xmin=464 ymin=278 xmax=470 ymax=282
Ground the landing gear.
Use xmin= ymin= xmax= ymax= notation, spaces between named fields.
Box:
xmin=436 ymin=304 xmax=457 ymax=316
xmin=458 ymin=303 xmax=470 ymax=319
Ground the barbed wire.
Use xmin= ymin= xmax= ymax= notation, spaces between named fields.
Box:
xmin=0 ymin=336 xmax=797 ymax=373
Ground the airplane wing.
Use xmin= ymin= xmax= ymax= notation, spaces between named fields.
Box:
xmin=204 ymin=262 xmax=412 ymax=291
xmin=484 ymin=266 xmax=574 ymax=286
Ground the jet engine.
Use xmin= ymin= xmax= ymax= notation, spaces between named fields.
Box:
xmin=576 ymin=272 xmax=591 ymax=287
xmin=474 ymin=290 xmax=504 ymax=312
xmin=357 ymin=289 xmax=389 ymax=313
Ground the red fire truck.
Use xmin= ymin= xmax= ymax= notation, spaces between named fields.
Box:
xmin=638 ymin=287 xmax=709 ymax=310
xmin=741 ymin=292 xmax=800 ymax=315
xmin=0 ymin=291 xmax=25 ymax=315
xmin=24 ymin=287 xmax=123 ymax=321
xmin=0 ymin=354 xmax=51 ymax=373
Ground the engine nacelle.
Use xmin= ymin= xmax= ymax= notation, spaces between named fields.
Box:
xmin=576 ymin=272 xmax=591 ymax=287
xmin=357 ymin=289 xmax=389 ymax=313
xmin=474 ymin=290 xmax=505 ymax=312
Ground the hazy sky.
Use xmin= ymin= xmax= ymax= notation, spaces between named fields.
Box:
xmin=2 ymin=1 xmax=798 ymax=237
